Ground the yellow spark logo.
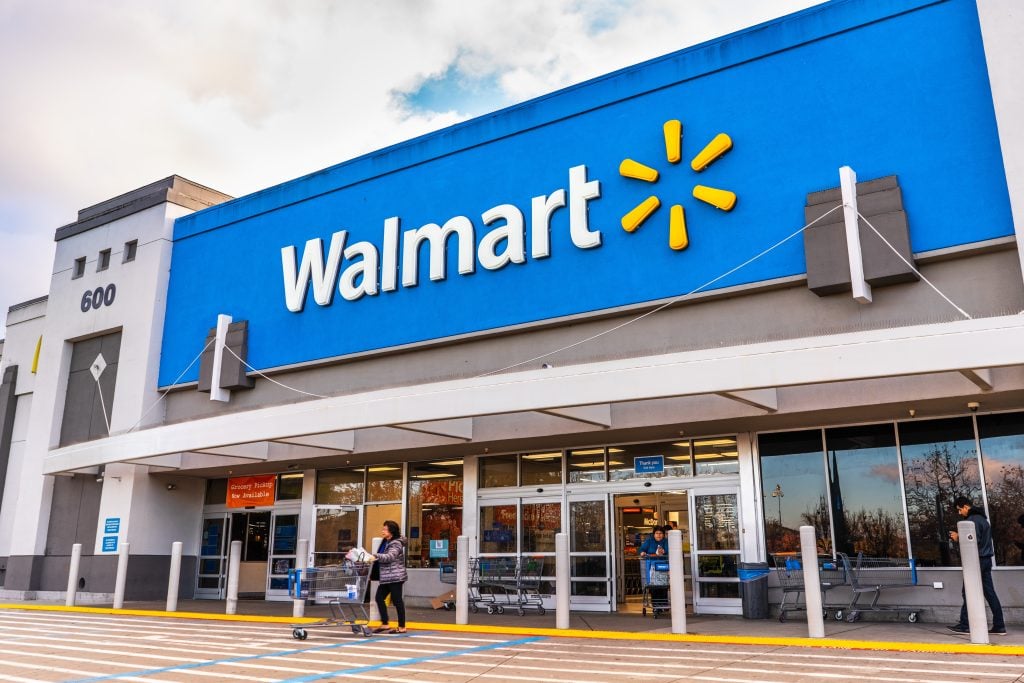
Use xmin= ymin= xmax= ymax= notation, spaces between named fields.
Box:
xmin=619 ymin=120 xmax=736 ymax=250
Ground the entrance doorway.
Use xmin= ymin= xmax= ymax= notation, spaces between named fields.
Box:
xmin=613 ymin=492 xmax=689 ymax=612
xmin=230 ymin=511 xmax=271 ymax=598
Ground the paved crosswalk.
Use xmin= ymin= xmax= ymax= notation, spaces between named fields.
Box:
xmin=0 ymin=609 xmax=1021 ymax=682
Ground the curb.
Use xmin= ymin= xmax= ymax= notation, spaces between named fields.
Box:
xmin=2 ymin=604 xmax=1021 ymax=656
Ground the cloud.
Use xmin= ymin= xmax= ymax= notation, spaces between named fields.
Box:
xmin=869 ymin=463 xmax=902 ymax=484
xmin=0 ymin=0 xmax=822 ymax=330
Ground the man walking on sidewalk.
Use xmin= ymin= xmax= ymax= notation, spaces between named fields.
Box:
xmin=948 ymin=496 xmax=1006 ymax=636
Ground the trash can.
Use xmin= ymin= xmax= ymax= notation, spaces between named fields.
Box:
xmin=738 ymin=561 xmax=770 ymax=619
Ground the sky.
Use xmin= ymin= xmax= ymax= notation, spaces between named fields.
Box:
xmin=0 ymin=0 xmax=823 ymax=333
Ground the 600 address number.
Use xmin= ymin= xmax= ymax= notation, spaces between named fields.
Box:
xmin=81 ymin=284 xmax=116 ymax=313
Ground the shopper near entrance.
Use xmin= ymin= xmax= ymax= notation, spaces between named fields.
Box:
xmin=948 ymin=497 xmax=1006 ymax=636
xmin=369 ymin=520 xmax=408 ymax=633
xmin=639 ymin=526 xmax=668 ymax=557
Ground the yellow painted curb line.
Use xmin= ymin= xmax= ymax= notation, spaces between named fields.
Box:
xmin=2 ymin=604 xmax=1021 ymax=656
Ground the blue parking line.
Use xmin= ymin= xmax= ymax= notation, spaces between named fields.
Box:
xmin=62 ymin=633 xmax=415 ymax=683
xmin=272 ymin=635 xmax=547 ymax=683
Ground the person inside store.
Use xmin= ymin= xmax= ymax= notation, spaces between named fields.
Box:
xmin=639 ymin=526 xmax=669 ymax=609
xmin=639 ymin=526 xmax=668 ymax=558
xmin=948 ymin=496 xmax=1006 ymax=636
xmin=369 ymin=520 xmax=409 ymax=634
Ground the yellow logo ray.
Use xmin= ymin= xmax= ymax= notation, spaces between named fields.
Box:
xmin=669 ymin=205 xmax=688 ymax=250
xmin=663 ymin=120 xmax=682 ymax=164
xmin=692 ymin=185 xmax=737 ymax=211
xmin=619 ymin=159 xmax=659 ymax=182
xmin=621 ymin=196 xmax=661 ymax=232
xmin=691 ymin=133 xmax=732 ymax=172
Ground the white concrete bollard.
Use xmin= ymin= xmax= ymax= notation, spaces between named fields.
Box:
xmin=293 ymin=539 xmax=308 ymax=618
xmin=555 ymin=533 xmax=570 ymax=629
xmin=166 ymin=541 xmax=182 ymax=612
xmin=226 ymin=540 xmax=242 ymax=615
xmin=957 ymin=520 xmax=990 ymax=645
xmin=799 ymin=526 xmax=825 ymax=638
xmin=368 ymin=536 xmax=382 ymax=622
xmin=66 ymin=543 xmax=83 ymax=607
xmin=456 ymin=535 xmax=469 ymax=626
xmin=668 ymin=529 xmax=687 ymax=634
xmin=113 ymin=542 xmax=130 ymax=609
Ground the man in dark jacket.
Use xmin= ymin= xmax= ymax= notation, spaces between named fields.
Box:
xmin=948 ymin=496 xmax=1006 ymax=635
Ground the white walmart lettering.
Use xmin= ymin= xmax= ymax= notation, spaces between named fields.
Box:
xmin=281 ymin=165 xmax=601 ymax=313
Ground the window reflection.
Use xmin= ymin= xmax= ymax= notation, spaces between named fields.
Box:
xmin=825 ymin=424 xmax=907 ymax=558
xmin=521 ymin=452 xmax=562 ymax=485
xmin=407 ymin=460 xmax=463 ymax=568
xmin=978 ymin=413 xmax=1024 ymax=566
xmin=759 ymin=430 xmax=831 ymax=554
xmin=480 ymin=504 xmax=517 ymax=554
xmin=568 ymin=448 xmax=607 ymax=483
xmin=694 ymin=437 xmax=738 ymax=475
xmin=366 ymin=466 xmax=403 ymax=501
xmin=522 ymin=502 xmax=560 ymax=553
xmin=899 ymin=417 xmax=980 ymax=567
xmin=316 ymin=468 xmax=364 ymax=504
xmin=479 ymin=455 xmax=517 ymax=488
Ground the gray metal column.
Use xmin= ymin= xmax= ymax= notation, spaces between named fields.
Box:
xmin=668 ymin=529 xmax=687 ymax=634
xmin=456 ymin=535 xmax=469 ymax=625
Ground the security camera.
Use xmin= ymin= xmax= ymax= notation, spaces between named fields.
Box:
xmin=967 ymin=401 xmax=980 ymax=412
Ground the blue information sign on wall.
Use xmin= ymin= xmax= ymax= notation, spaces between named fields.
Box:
xmin=429 ymin=540 xmax=449 ymax=559
xmin=101 ymin=536 xmax=118 ymax=552
xmin=104 ymin=518 xmax=120 ymax=534
xmin=634 ymin=455 xmax=664 ymax=474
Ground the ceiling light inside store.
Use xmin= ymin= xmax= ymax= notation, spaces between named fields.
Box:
xmin=571 ymin=461 xmax=606 ymax=468
xmin=431 ymin=460 xmax=464 ymax=466
xmin=280 ymin=472 xmax=304 ymax=479
xmin=671 ymin=442 xmax=692 ymax=448
xmin=693 ymin=438 xmax=736 ymax=447
xmin=694 ymin=451 xmax=738 ymax=459
xmin=666 ymin=456 xmax=691 ymax=461
xmin=414 ymin=473 xmax=456 ymax=479
xmin=522 ymin=453 xmax=561 ymax=460
xmin=368 ymin=466 xmax=401 ymax=472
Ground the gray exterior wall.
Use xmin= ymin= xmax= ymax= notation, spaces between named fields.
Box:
xmin=4 ymin=553 xmax=195 ymax=599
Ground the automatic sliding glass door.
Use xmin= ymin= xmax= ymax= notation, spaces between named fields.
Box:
xmin=567 ymin=495 xmax=611 ymax=610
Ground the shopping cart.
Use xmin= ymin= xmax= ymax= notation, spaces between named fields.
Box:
xmin=516 ymin=556 xmax=547 ymax=616
xmin=641 ymin=559 xmax=671 ymax=618
xmin=771 ymin=553 xmax=847 ymax=623
xmin=438 ymin=561 xmax=457 ymax=611
xmin=288 ymin=562 xmax=372 ymax=640
xmin=469 ymin=557 xmax=518 ymax=614
xmin=836 ymin=552 xmax=920 ymax=623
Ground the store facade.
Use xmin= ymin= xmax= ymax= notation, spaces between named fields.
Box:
xmin=2 ymin=0 xmax=1024 ymax=618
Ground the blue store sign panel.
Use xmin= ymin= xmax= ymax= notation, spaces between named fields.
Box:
xmin=102 ymin=536 xmax=118 ymax=553
xmin=160 ymin=0 xmax=1011 ymax=385
xmin=634 ymin=455 xmax=665 ymax=474
xmin=104 ymin=518 xmax=120 ymax=534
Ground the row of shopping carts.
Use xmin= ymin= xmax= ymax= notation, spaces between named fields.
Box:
xmin=773 ymin=552 xmax=921 ymax=624
xmin=440 ymin=557 xmax=548 ymax=616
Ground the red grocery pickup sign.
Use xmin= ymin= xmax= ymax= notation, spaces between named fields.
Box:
xmin=227 ymin=475 xmax=276 ymax=508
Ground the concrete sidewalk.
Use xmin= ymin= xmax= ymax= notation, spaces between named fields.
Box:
xmin=4 ymin=598 xmax=1021 ymax=652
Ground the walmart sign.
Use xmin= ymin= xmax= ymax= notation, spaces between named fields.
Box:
xmin=160 ymin=0 xmax=1012 ymax=385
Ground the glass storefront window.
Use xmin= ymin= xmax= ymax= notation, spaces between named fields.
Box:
xmin=900 ymin=417 xmax=980 ymax=566
xmin=759 ymin=430 xmax=831 ymax=554
xmin=479 ymin=455 xmax=517 ymax=488
xmin=480 ymin=504 xmax=517 ymax=554
xmin=825 ymin=424 xmax=907 ymax=558
xmin=568 ymin=448 xmax=607 ymax=483
xmin=205 ymin=478 xmax=227 ymax=505
xmin=609 ymin=442 xmax=690 ymax=480
xmin=407 ymin=459 xmax=463 ymax=568
xmin=694 ymin=437 xmax=738 ymax=475
xmin=276 ymin=473 xmax=303 ymax=501
xmin=570 ymin=500 xmax=606 ymax=553
xmin=522 ymin=502 xmax=560 ymax=553
xmin=521 ymin=452 xmax=562 ymax=485
xmin=978 ymin=412 xmax=1024 ymax=566
xmin=366 ymin=466 xmax=403 ymax=501
xmin=316 ymin=468 xmax=364 ymax=505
